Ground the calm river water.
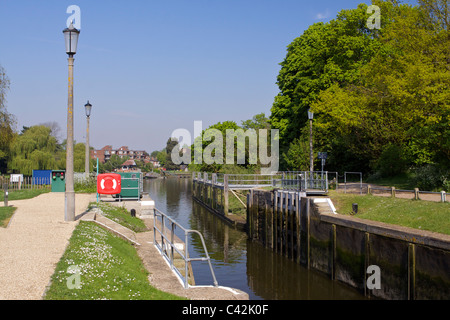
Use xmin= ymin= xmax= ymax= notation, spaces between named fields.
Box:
xmin=144 ymin=178 xmax=365 ymax=300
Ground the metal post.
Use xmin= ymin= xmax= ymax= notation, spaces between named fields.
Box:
xmin=85 ymin=115 xmax=90 ymax=180
xmin=96 ymin=157 xmax=99 ymax=203
xmin=360 ymin=172 xmax=363 ymax=195
xmin=414 ymin=188 xmax=419 ymax=200
xmin=65 ymin=56 xmax=75 ymax=222
xmin=223 ymin=174 xmax=229 ymax=215
xmin=321 ymin=158 xmax=325 ymax=189
xmin=309 ymin=118 xmax=313 ymax=173
xmin=335 ymin=172 xmax=338 ymax=191
xmin=304 ymin=173 xmax=307 ymax=191
xmin=3 ymin=183 xmax=8 ymax=207
xmin=153 ymin=210 xmax=156 ymax=247
xmin=161 ymin=215 xmax=165 ymax=253
xmin=344 ymin=172 xmax=347 ymax=194
xmin=170 ymin=222 xmax=175 ymax=269
xmin=185 ymin=232 xmax=189 ymax=289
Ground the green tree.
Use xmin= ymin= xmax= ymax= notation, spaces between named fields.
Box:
xmin=135 ymin=159 xmax=153 ymax=173
xmin=241 ymin=113 xmax=270 ymax=130
xmin=0 ymin=65 xmax=15 ymax=173
xmin=165 ymin=138 xmax=180 ymax=171
xmin=101 ymin=154 xmax=128 ymax=172
xmin=284 ymin=135 xmax=311 ymax=171
xmin=271 ymin=0 xmax=449 ymax=174
xmin=376 ymin=144 xmax=408 ymax=178
xmin=9 ymin=125 xmax=58 ymax=175
xmin=312 ymin=0 xmax=449 ymax=172
xmin=189 ymin=117 xmax=272 ymax=173
xmin=190 ymin=121 xmax=240 ymax=172
xmin=150 ymin=150 xmax=159 ymax=158
xmin=270 ymin=3 xmax=384 ymax=164
xmin=156 ymin=150 xmax=167 ymax=168
xmin=54 ymin=141 xmax=92 ymax=173
xmin=74 ymin=143 xmax=86 ymax=172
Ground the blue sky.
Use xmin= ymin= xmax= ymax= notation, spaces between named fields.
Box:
xmin=0 ymin=0 xmax=380 ymax=153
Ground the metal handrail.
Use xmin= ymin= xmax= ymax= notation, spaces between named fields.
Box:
xmin=153 ymin=208 xmax=218 ymax=289
xmin=192 ymin=171 xmax=329 ymax=191
xmin=277 ymin=171 xmax=328 ymax=191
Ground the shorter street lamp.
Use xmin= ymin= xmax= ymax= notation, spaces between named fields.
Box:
xmin=85 ymin=101 xmax=92 ymax=179
xmin=85 ymin=100 xmax=92 ymax=117
xmin=308 ymin=109 xmax=314 ymax=173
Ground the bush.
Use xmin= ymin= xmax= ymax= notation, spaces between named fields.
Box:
xmin=74 ymin=178 xmax=97 ymax=193
xmin=412 ymin=164 xmax=449 ymax=191
xmin=376 ymin=144 xmax=408 ymax=178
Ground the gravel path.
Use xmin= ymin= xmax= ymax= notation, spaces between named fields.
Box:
xmin=0 ymin=192 xmax=95 ymax=300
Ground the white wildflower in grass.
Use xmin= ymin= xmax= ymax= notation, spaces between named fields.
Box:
xmin=44 ymin=220 xmax=185 ymax=300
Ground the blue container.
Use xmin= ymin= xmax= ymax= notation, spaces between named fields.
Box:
xmin=32 ymin=170 xmax=52 ymax=185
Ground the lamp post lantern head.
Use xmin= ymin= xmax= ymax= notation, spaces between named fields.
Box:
xmin=63 ymin=22 xmax=80 ymax=56
xmin=85 ymin=101 xmax=92 ymax=118
xmin=308 ymin=109 xmax=314 ymax=120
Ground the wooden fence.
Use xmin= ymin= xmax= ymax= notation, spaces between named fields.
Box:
xmin=0 ymin=176 xmax=51 ymax=191
xmin=367 ymin=186 xmax=448 ymax=203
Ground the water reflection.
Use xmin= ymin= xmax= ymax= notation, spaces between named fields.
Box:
xmin=144 ymin=178 xmax=365 ymax=300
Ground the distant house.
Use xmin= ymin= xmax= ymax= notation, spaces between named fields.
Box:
xmin=147 ymin=156 xmax=161 ymax=168
xmin=117 ymin=159 xmax=138 ymax=172
xmin=91 ymin=145 xmax=150 ymax=163
xmin=91 ymin=145 xmax=112 ymax=163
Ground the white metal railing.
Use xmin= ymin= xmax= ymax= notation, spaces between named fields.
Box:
xmin=192 ymin=172 xmax=277 ymax=188
xmin=192 ymin=171 xmax=328 ymax=191
xmin=227 ymin=174 xmax=276 ymax=188
xmin=153 ymin=208 xmax=218 ymax=289
xmin=274 ymin=171 xmax=328 ymax=191
xmin=344 ymin=172 xmax=363 ymax=194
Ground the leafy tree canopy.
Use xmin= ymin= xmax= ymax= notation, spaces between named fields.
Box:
xmin=270 ymin=0 xmax=449 ymax=176
xmin=9 ymin=125 xmax=58 ymax=175
xmin=0 ymin=65 xmax=15 ymax=173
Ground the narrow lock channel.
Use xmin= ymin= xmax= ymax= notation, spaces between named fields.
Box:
xmin=144 ymin=178 xmax=365 ymax=300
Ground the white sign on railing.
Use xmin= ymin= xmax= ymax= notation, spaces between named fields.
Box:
xmin=10 ymin=174 xmax=23 ymax=183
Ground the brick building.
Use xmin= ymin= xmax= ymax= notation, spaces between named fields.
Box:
xmin=91 ymin=145 xmax=151 ymax=164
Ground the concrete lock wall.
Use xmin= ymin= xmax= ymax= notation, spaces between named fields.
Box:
xmin=247 ymin=189 xmax=450 ymax=300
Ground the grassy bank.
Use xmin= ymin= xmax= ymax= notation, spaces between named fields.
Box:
xmin=93 ymin=202 xmax=148 ymax=233
xmin=0 ymin=188 xmax=50 ymax=201
xmin=44 ymin=221 xmax=185 ymax=300
xmin=328 ymin=190 xmax=450 ymax=235
xmin=0 ymin=206 xmax=16 ymax=227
